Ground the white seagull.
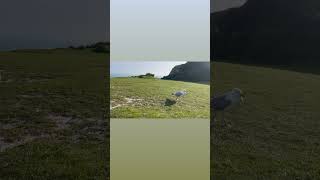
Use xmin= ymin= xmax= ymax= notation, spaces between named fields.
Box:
xmin=212 ymin=88 xmax=245 ymax=126
xmin=172 ymin=90 xmax=187 ymax=101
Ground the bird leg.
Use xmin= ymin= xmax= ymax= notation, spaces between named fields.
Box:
xmin=222 ymin=111 xmax=226 ymax=127
xmin=211 ymin=111 xmax=216 ymax=128
xmin=212 ymin=111 xmax=215 ymax=122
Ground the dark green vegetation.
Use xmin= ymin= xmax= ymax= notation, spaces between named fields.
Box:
xmin=132 ymin=73 xmax=155 ymax=78
xmin=211 ymin=0 xmax=320 ymax=66
xmin=212 ymin=62 xmax=320 ymax=179
xmin=69 ymin=42 xmax=110 ymax=53
xmin=111 ymin=78 xmax=210 ymax=118
xmin=0 ymin=49 xmax=109 ymax=179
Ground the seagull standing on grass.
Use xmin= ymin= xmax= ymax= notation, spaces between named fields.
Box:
xmin=212 ymin=88 xmax=245 ymax=126
xmin=172 ymin=90 xmax=187 ymax=101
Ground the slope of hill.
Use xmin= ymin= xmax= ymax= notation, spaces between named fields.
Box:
xmin=0 ymin=49 xmax=109 ymax=179
xmin=111 ymin=77 xmax=210 ymax=118
xmin=211 ymin=0 xmax=320 ymax=67
xmin=212 ymin=62 xmax=320 ymax=179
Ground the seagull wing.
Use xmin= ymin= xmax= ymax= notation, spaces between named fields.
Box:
xmin=212 ymin=95 xmax=231 ymax=110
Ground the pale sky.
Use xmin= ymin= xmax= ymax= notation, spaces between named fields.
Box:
xmin=111 ymin=61 xmax=186 ymax=78
xmin=0 ymin=0 xmax=249 ymax=50
xmin=111 ymin=0 xmax=210 ymax=61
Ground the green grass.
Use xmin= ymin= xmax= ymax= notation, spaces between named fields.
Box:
xmin=0 ymin=49 xmax=109 ymax=179
xmin=111 ymin=77 xmax=210 ymax=118
xmin=212 ymin=62 xmax=320 ymax=179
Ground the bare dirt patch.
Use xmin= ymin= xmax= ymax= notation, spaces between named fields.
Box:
xmin=110 ymin=97 xmax=144 ymax=110
xmin=0 ymin=135 xmax=49 ymax=153
xmin=19 ymin=94 xmax=44 ymax=99
xmin=22 ymin=78 xmax=53 ymax=83
xmin=0 ymin=114 xmax=106 ymax=152
xmin=0 ymin=70 xmax=13 ymax=83
xmin=47 ymin=114 xmax=74 ymax=130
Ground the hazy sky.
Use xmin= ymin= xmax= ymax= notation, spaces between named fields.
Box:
xmin=0 ymin=0 xmax=109 ymax=50
xmin=111 ymin=0 xmax=210 ymax=61
xmin=111 ymin=61 xmax=186 ymax=77
xmin=0 ymin=0 xmax=247 ymax=50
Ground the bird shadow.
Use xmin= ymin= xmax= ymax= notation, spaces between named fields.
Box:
xmin=164 ymin=98 xmax=176 ymax=106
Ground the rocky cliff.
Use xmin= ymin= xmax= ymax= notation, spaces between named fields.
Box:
xmin=162 ymin=62 xmax=210 ymax=83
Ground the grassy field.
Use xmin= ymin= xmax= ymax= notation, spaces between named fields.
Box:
xmin=0 ymin=49 xmax=109 ymax=179
xmin=212 ymin=62 xmax=320 ymax=179
xmin=111 ymin=77 xmax=210 ymax=118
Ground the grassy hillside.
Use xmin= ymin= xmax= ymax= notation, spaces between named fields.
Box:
xmin=0 ymin=49 xmax=109 ymax=179
xmin=111 ymin=78 xmax=210 ymax=118
xmin=212 ymin=62 xmax=320 ymax=179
